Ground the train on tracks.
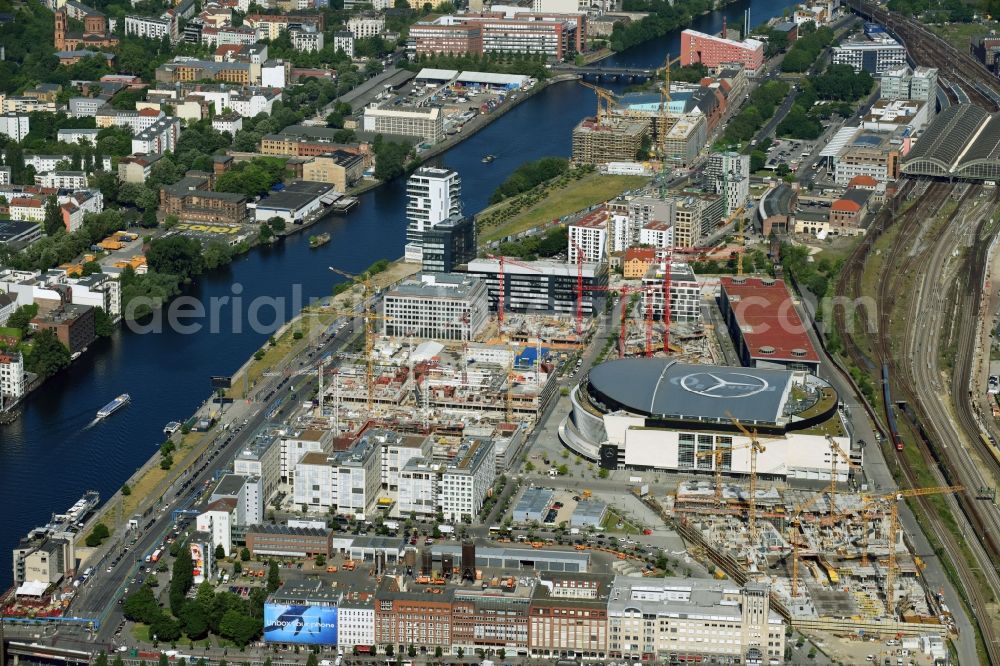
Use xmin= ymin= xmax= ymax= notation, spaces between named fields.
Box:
xmin=882 ymin=364 xmax=905 ymax=451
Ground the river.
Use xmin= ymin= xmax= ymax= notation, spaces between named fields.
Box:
xmin=0 ymin=0 xmax=798 ymax=589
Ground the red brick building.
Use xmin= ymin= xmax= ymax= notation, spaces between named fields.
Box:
xmin=679 ymin=29 xmax=764 ymax=72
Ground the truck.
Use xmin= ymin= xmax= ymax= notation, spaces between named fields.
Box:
xmin=438 ymin=524 xmax=455 ymax=535
xmin=150 ymin=549 xmax=163 ymax=563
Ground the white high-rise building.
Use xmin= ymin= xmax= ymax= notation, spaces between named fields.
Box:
xmin=568 ymin=207 xmax=609 ymax=264
xmin=439 ymin=438 xmax=495 ymax=522
xmin=0 ymin=113 xmax=29 ymax=142
xmin=405 ymin=167 xmax=462 ymax=262
xmin=706 ymin=151 xmax=750 ymax=215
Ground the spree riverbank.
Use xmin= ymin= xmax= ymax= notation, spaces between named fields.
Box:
xmin=0 ymin=0 xmax=800 ymax=590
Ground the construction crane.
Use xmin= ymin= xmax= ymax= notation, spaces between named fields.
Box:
xmin=572 ymin=240 xmax=587 ymax=336
xmin=728 ymin=413 xmax=777 ymax=544
xmin=786 ymin=491 xmax=827 ymax=598
xmin=576 ymin=283 xmax=658 ymax=358
xmin=484 ymin=255 xmax=540 ymax=327
xmin=578 ymin=80 xmax=617 ymax=125
xmin=693 ymin=440 xmax=756 ymax=505
xmin=661 ymin=253 xmax=671 ymax=355
xmin=826 ymin=435 xmax=857 ymax=500
xmin=860 ymin=485 xmax=963 ymax=616
xmin=323 ymin=266 xmax=393 ymax=414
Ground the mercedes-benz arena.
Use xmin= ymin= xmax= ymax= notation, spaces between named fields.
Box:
xmin=559 ymin=358 xmax=857 ymax=481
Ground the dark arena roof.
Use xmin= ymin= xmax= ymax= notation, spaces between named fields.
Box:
xmin=586 ymin=359 xmax=796 ymax=425
xmin=902 ymin=104 xmax=1000 ymax=180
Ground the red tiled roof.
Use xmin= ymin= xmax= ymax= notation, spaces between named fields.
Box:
xmin=10 ymin=198 xmax=42 ymax=207
xmin=571 ymin=206 xmax=608 ymax=229
xmin=831 ymin=199 xmax=861 ymax=213
xmin=625 ymin=247 xmax=656 ymax=262
xmin=719 ymin=276 xmax=820 ymax=364
xmin=642 ymin=220 xmax=672 ymax=231
xmin=138 ymin=108 xmax=161 ymax=116
xmin=848 ymin=174 xmax=877 ymax=188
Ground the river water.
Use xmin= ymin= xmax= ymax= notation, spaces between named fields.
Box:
xmin=0 ymin=0 xmax=797 ymax=589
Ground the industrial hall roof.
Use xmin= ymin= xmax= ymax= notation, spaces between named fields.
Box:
xmin=902 ymin=103 xmax=1000 ymax=180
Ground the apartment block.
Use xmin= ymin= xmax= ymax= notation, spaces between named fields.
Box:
xmin=640 ymin=261 xmax=701 ymax=323
xmin=568 ymin=207 xmax=609 ymax=264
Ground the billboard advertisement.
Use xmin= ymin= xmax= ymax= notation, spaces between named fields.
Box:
xmin=190 ymin=542 xmax=206 ymax=584
xmin=264 ymin=603 xmax=338 ymax=645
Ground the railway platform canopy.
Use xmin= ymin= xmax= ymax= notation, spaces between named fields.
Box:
xmin=902 ymin=103 xmax=1000 ymax=180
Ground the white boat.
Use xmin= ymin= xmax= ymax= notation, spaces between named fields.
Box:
xmin=163 ymin=421 xmax=182 ymax=436
xmin=97 ymin=394 xmax=130 ymax=419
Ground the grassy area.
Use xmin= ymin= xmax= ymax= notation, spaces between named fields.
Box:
xmin=929 ymin=22 xmax=996 ymax=51
xmin=478 ymin=173 xmax=647 ymax=243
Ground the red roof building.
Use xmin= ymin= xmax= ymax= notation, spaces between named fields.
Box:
xmin=718 ymin=275 xmax=820 ymax=373
xmin=847 ymin=174 xmax=877 ymax=189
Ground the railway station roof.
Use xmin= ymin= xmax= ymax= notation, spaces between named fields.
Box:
xmin=902 ymin=103 xmax=1000 ymax=179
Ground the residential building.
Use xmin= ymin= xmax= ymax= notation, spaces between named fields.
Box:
xmin=210 ymin=473 xmax=263 ymax=526
xmin=623 ymin=247 xmax=656 ymax=279
xmin=118 ymin=153 xmax=163 ymax=184
xmin=0 ymin=293 xmax=15 ymax=326
xmin=832 ymin=36 xmax=906 ymax=74
xmin=382 ymin=273 xmax=489 ymax=341
xmin=96 ymin=107 xmax=165 ymax=132
xmin=35 ymin=171 xmax=88 ymax=190
xmin=234 ymin=430 xmax=281 ymax=504
xmin=706 ymin=151 xmax=750 ymax=214
xmin=160 ymin=171 xmax=248 ymax=225
xmin=8 ymin=198 xmax=45 ymax=223
xmin=332 ymin=30 xmax=354 ymax=57
xmin=212 ymin=112 xmax=243 ymax=135
xmin=337 ymin=591 xmax=376 ymax=649
xmin=0 ymin=167 xmax=8 ymax=185
xmin=347 ymin=15 xmax=384 ymax=38
xmin=0 ymin=351 xmax=25 ymax=405
xmin=473 ymin=13 xmax=584 ymax=59
xmin=421 ymin=213 xmax=476 ymax=273
xmin=68 ymin=96 xmax=107 ymax=119
xmin=124 ymin=14 xmax=177 ymax=42
xmin=640 ymin=261 xmax=700 ymax=323
xmin=571 ymin=117 xmax=650 ymax=166
xmin=0 ymin=113 xmax=29 ymax=142
xmin=638 ymin=220 xmax=673 ymax=249
xmin=155 ymin=57 xmax=258 ymax=85
xmin=465 ymin=257 xmax=608 ymax=317
xmin=363 ymin=105 xmax=443 ymax=144
xmin=56 ymin=128 xmax=101 ymax=145
xmin=568 ymin=207 xmax=608 ymax=264
xmin=679 ymin=29 xmax=764 ymax=72
xmin=606 ymin=577 xmax=785 ymax=664
xmin=290 ymin=26 xmax=324 ymax=51
xmin=59 ymin=189 xmax=104 ymax=233
xmin=666 ymin=192 xmax=724 ymax=248
xmin=280 ymin=427 xmax=333 ymax=483
xmin=404 ymin=167 xmax=461 ymax=261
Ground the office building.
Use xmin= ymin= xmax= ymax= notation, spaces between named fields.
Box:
xmin=640 ymin=261 xmax=701 ymax=323
xmin=465 ymin=258 xmax=609 ymax=318
xmin=382 ymin=273 xmax=489 ymax=341
xmin=244 ymin=525 xmax=333 ymax=557
xmin=196 ymin=498 xmax=236 ymax=555
xmin=210 ymin=473 xmax=263 ymax=526
xmin=679 ymin=29 xmax=764 ymax=72
xmin=362 ymin=105 xmax=443 ymax=144
xmin=880 ymin=65 xmax=938 ymax=102
xmin=832 ymin=37 xmax=906 ymax=74
xmin=410 ymin=21 xmax=482 ymax=56
xmin=606 ymin=577 xmax=785 ymax=664
xmin=421 ymin=213 xmax=476 ymax=273
xmin=439 ymin=438 xmax=496 ymax=522
xmin=31 ymin=303 xmax=95 ymax=355
xmin=529 ymin=573 xmax=611 ymax=660
xmin=347 ymin=15 xmax=384 ymax=38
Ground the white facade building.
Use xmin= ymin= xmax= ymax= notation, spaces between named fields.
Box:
xmin=332 ymin=30 xmax=354 ymax=57
xmin=290 ymin=27 xmax=324 ymax=51
xmin=382 ymin=273 xmax=489 ymax=341
xmin=131 ymin=117 xmax=181 ymax=155
xmin=0 ymin=351 xmax=26 ymax=405
xmin=641 ymin=261 xmax=701 ymax=323
xmin=439 ymin=438 xmax=495 ymax=522
xmin=337 ymin=602 xmax=375 ymax=649
xmin=568 ymin=209 xmax=608 ymax=264
xmin=364 ymin=105 xmax=443 ymax=144
xmin=638 ymin=221 xmax=673 ymax=249
xmin=124 ymin=14 xmax=177 ymax=41
xmin=832 ymin=37 xmax=906 ymax=74
xmin=0 ymin=114 xmax=29 ymax=142
xmin=347 ymin=16 xmax=384 ymax=38
xmin=706 ymin=151 xmax=750 ymax=214
xmin=404 ymin=166 xmax=461 ymax=260
xmin=35 ymin=171 xmax=88 ymax=189
xmin=397 ymin=458 xmax=440 ymax=516
xmin=56 ymin=128 xmax=101 ymax=145
xmin=195 ymin=499 xmax=236 ymax=555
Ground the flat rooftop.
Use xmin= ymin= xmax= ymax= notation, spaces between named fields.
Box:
xmin=720 ymin=276 xmax=820 ymax=364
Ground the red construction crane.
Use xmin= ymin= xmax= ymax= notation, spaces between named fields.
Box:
xmin=662 ymin=250 xmax=672 ymax=355
xmin=485 ymin=255 xmax=540 ymax=325
xmin=579 ymin=283 xmax=658 ymax=358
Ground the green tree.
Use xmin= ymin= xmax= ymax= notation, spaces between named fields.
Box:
xmin=94 ymin=307 xmax=114 ymax=337
xmin=240 ymin=547 xmax=251 ymax=561
xmin=215 ymin=543 xmax=226 ymax=560
xmin=306 ymin=654 xmax=318 ymax=666
xmin=315 ymin=553 xmax=326 ymax=567
xmin=94 ymin=652 xmax=108 ymax=666
xmin=180 ymin=602 xmax=210 ymax=640
xmin=25 ymin=329 xmax=71 ymax=379
xmin=267 ymin=216 xmax=286 ymax=232
xmin=267 ymin=560 xmax=281 ymax=592
xmin=147 ymin=236 xmax=205 ymax=279
xmin=233 ymin=559 xmax=242 ymax=575
xmin=122 ymin=483 xmax=131 ymax=496
xmin=598 ymin=468 xmax=609 ymax=479
xmin=123 ymin=585 xmax=161 ymax=624
xmin=44 ymin=195 xmax=64 ymax=236
xmin=6 ymin=303 xmax=39 ymax=332
xmin=170 ymin=541 xmax=194 ymax=615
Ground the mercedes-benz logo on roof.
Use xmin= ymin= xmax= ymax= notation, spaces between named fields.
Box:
xmin=679 ymin=372 xmax=769 ymax=398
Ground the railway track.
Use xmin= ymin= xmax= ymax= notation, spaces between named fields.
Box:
xmin=832 ymin=181 xmax=1000 ymax=664
xmin=846 ymin=0 xmax=1000 ymax=110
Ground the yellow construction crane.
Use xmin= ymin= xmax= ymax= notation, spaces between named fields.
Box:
xmin=860 ymin=486 xmax=964 ymax=617
xmin=826 ymin=435 xmax=857 ymax=500
xmin=727 ymin=412 xmax=777 ymax=544
xmin=578 ymin=80 xmax=617 ymax=125
xmin=658 ymin=53 xmax=674 ymax=164
xmin=693 ymin=440 xmax=754 ymax=505
xmin=786 ymin=491 xmax=826 ymax=598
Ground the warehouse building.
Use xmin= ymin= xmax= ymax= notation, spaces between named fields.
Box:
xmin=718 ymin=276 xmax=820 ymax=373
xmin=363 ymin=105 xmax=444 ymax=143
xmin=254 ymin=181 xmax=333 ymax=225
xmin=561 ymin=358 xmax=856 ymax=481
xmin=514 ymin=486 xmax=554 ymax=523
xmin=431 ymin=544 xmax=589 ymax=572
